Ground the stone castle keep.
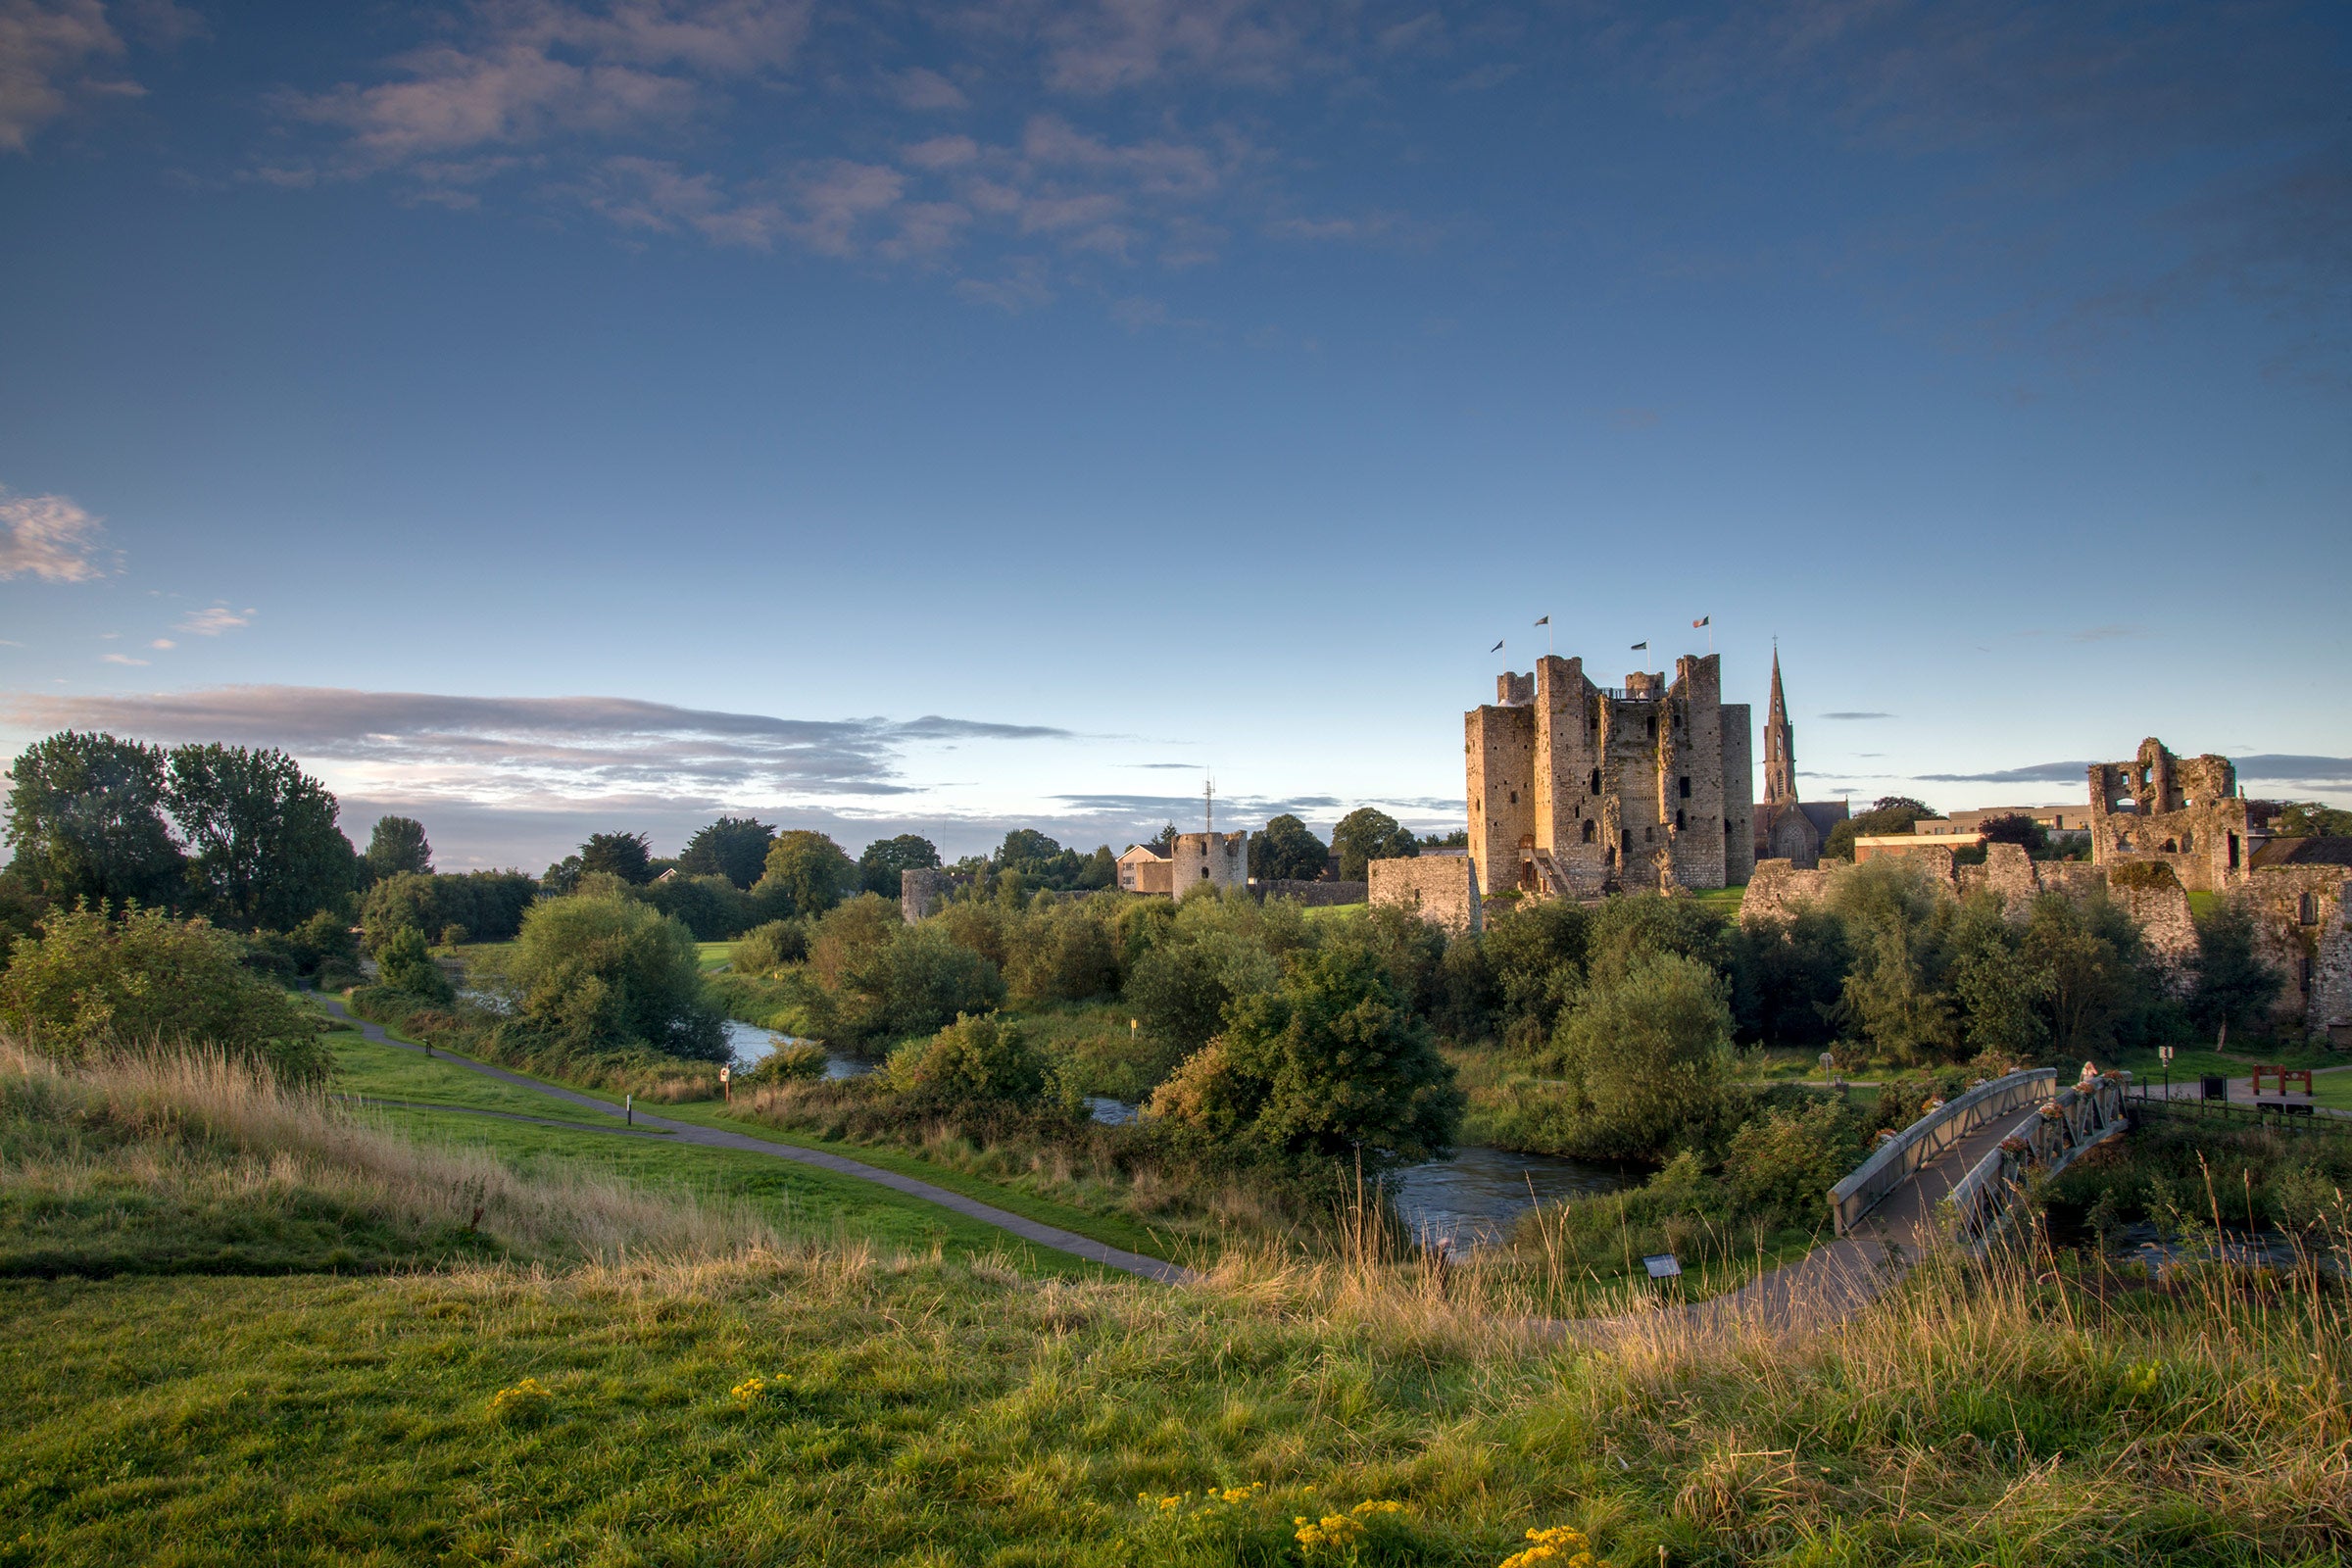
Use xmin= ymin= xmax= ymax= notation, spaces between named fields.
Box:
xmin=1467 ymin=652 xmax=1754 ymax=896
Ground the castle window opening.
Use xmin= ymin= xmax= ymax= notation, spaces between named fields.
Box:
xmin=2300 ymin=892 xmax=2319 ymax=925
xmin=2160 ymin=838 xmax=2178 ymax=854
xmin=1678 ymin=775 xmax=1690 ymax=799
xmin=2229 ymin=833 xmax=2241 ymax=871
xmin=2118 ymin=834 xmax=2133 ymax=852
xmin=1590 ymin=768 xmax=1601 ymax=794
xmin=2301 ymin=955 xmax=2314 ymax=995
xmin=1675 ymin=808 xmax=1686 ymax=831
xmin=1646 ymin=715 xmax=1657 ymax=740
xmin=1509 ymin=790 xmax=1518 ymax=805
xmin=1581 ymin=820 xmax=1595 ymax=844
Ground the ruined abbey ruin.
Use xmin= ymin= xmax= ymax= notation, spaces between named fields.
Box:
xmin=1466 ymin=652 xmax=1753 ymax=897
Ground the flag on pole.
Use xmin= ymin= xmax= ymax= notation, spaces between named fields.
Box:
xmin=1490 ymin=639 xmax=1504 ymax=653
xmin=1631 ymin=641 xmax=1647 ymax=651
xmin=1691 ymin=615 xmax=1709 ymax=628
xmin=1534 ymin=615 xmax=1548 ymax=627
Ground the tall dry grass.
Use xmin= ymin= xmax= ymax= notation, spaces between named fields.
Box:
xmin=0 ymin=1035 xmax=777 ymax=1265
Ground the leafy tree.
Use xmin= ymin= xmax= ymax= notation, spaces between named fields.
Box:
xmin=1148 ymin=942 xmax=1463 ymax=1177
xmin=1332 ymin=808 xmax=1419 ymax=881
xmin=1586 ymin=893 xmax=1733 ymax=987
xmin=1250 ymin=814 xmax=1330 ymax=882
xmin=1945 ymin=894 xmax=2051 ymax=1061
xmin=993 ymin=828 xmax=1091 ymax=891
xmin=1075 ymin=845 xmax=1117 ymax=890
xmin=1826 ymin=858 xmax=1957 ymax=1063
xmin=1124 ymin=908 xmax=1282 ymax=1056
xmin=886 ymin=1012 xmax=1050 ymax=1107
xmin=1481 ymin=898 xmax=1591 ymax=1048
xmin=2023 ymin=891 xmax=2151 ymax=1059
xmin=1542 ymin=952 xmax=1739 ymax=1161
xmin=1147 ymin=821 xmax=1179 ymax=855
xmin=578 ymin=831 xmax=655 ymax=885
xmin=166 ymin=744 xmax=354 ymax=931
xmin=1977 ymin=813 xmax=2051 ymax=858
xmin=757 ymin=831 xmax=856 ymax=916
xmin=0 ymin=905 xmax=325 ymax=1082
xmin=365 ymin=815 xmax=433 ymax=880
xmin=1729 ymin=906 xmax=1847 ymax=1049
xmin=858 ymin=833 xmax=940 ymax=896
xmin=2273 ymin=801 xmax=2352 ymax=838
xmin=882 ymin=924 xmax=1007 ymax=1042
xmin=1006 ymin=903 xmax=1120 ymax=1007
xmin=678 ymin=816 xmax=777 ymax=889
xmin=638 ymin=872 xmax=752 ymax=941
xmin=493 ymin=892 xmax=725 ymax=1061
xmin=375 ymin=923 xmax=454 ymax=1004
xmin=2188 ymin=902 xmax=2281 ymax=1042
xmin=1421 ymin=828 xmax=1470 ymax=849
xmin=1824 ymin=797 xmax=1936 ymax=862
xmin=3 ymin=731 xmax=185 ymax=909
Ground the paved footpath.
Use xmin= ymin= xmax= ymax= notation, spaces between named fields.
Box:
xmin=1567 ymin=1107 xmax=2046 ymax=1342
xmin=318 ymin=997 xmax=1194 ymax=1286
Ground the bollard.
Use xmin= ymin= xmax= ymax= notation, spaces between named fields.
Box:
xmin=626 ymin=1092 xmax=633 ymax=1126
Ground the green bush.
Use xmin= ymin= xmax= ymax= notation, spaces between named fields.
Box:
xmin=489 ymin=893 xmax=725 ymax=1063
xmin=375 ymin=924 xmax=454 ymax=1004
xmin=0 ymin=906 xmax=326 ymax=1083
xmin=885 ymin=1012 xmax=1051 ymax=1107
xmin=742 ymin=1042 xmax=828 ymax=1085
xmin=1537 ymin=951 xmax=1739 ymax=1161
xmin=730 ymin=919 xmax=806 ymax=977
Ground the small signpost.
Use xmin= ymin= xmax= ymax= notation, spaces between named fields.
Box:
xmin=719 ymin=1064 xmax=731 ymax=1103
xmin=2158 ymin=1045 xmax=2174 ymax=1101
xmin=1642 ymin=1253 xmax=1683 ymax=1302
xmin=625 ymin=1092 xmax=633 ymax=1127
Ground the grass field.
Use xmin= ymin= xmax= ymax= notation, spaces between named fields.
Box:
xmin=10 ymin=1029 xmax=2352 ymax=1564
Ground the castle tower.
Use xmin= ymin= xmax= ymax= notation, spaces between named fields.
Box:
xmin=1761 ymin=645 xmax=1796 ymax=807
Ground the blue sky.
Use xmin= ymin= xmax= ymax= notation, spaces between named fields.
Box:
xmin=3 ymin=0 xmax=2347 ymax=870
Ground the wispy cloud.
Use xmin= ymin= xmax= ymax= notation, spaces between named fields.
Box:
xmin=0 ymin=484 xmax=117 ymax=580
xmin=2071 ymin=624 xmax=2141 ymax=643
xmin=0 ymin=0 xmax=131 ymax=153
xmin=1821 ymin=710 xmax=1894 ymax=720
xmin=2236 ymin=755 xmax=2352 ymax=785
xmin=0 ymin=685 xmax=1075 ymax=806
xmin=175 ymin=604 xmax=255 ymax=635
xmin=98 ymin=652 xmax=148 ymax=665
xmin=1913 ymin=760 xmax=2094 ymax=785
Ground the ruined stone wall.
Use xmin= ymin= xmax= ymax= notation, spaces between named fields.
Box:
xmin=1133 ymin=859 xmax=1175 ymax=896
xmin=1251 ymin=879 xmax=1368 ymax=906
xmin=1467 ymin=702 xmax=1536 ymax=897
xmin=1369 ymin=856 xmax=1483 ymax=936
xmin=901 ymin=868 xmax=973 ymax=924
xmin=1739 ymin=858 xmax=1835 ymax=925
xmin=1721 ymin=702 xmax=1756 ymax=885
xmin=2107 ymin=863 xmax=2199 ymax=996
xmin=2312 ymin=880 xmax=2352 ymax=1047
xmin=2229 ymin=867 xmax=2351 ymax=1038
xmin=1532 ymin=655 xmax=1610 ymax=894
xmin=2088 ymin=738 xmax=2261 ymax=892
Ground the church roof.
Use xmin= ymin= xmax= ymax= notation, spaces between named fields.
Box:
xmin=1798 ymin=801 xmax=1850 ymax=836
xmin=2252 ymin=837 xmax=2352 ymax=869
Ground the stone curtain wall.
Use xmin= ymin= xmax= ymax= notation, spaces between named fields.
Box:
xmin=2230 ymin=867 xmax=2351 ymax=1036
xmin=901 ymin=868 xmax=973 ymax=924
xmin=1369 ymin=857 xmax=1483 ymax=935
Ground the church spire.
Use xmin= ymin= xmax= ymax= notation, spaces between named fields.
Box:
xmin=1763 ymin=643 xmax=1796 ymax=805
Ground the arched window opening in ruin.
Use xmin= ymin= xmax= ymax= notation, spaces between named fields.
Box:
xmin=1678 ymin=775 xmax=1690 ymax=799
xmin=2301 ymin=892 xmax=2318 ymax=925
xmin=1581 ymin=820 xmax=1595 ymax=844
xmin=1644 ymin=826 xmax=1654 ymax=843
xmin=2117 ymin=834 xmax=2133 ymax=852
xmin=1200 ymin=866 xmax=1209 ymax=880
xmin=2301 ymin=955 xmax=2314 ymax=995
xmin=2229 ymin=833 xmax=2241 ymax=871
xmin=2160 ymin=838 xmax=2179 ymax=854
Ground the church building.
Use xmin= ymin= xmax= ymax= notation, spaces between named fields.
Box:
xmin=1750 ymin=648 xmax=1849 ymax=868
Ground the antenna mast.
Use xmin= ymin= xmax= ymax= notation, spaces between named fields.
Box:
xmin=1204 ymin=774 xmax=1214 ymax=837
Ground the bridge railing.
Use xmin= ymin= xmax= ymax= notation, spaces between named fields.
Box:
xmin=1829 ymin=1068 xmax=2057 ymax=1236
xmin=1947 ymin=1071 xmax=2133 ymax=1254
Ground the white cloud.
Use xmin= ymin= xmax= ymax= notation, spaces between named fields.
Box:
xmin=890 ymin=66 xmax=967 ymax=112
xmin=98 ymin=652 xmax=148 ymax=665
xmin=0 ymin=484 xmax=116 ymax=580
xmin=149 ymin=637 xmax=174 ymax=649
xmin=0 ymin=0 xmax=126 ymax=153
xmin=176 ymin=605 xmax=255 ymax=635
xmin=290 ymin=0 xmax=811 ymax=168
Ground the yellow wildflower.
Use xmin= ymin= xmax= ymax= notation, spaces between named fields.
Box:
xmin=730 ymin=1375 xmax=772 ymax=1404
xmin=486 ymin=1377 xmax=553 ymax=1421
xmin=1498 ymin=1524 xmax=1599 ymax=1568
xmin=1351 ymin=1499 xmax=1406 ymax=1516
xmin=1295 ymin=1512 xmax=1367 ymax=1550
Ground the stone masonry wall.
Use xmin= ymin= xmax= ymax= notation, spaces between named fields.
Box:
xmin=901 ymin=867 xmax=973 ymax=924
xmin=2229 ymin=867 xmax=2350 ymax=1038
xmin=1369 ymin=856 xmax=1483 ymax=936
xmin=1739 ymin=858 xmax=1835 ymax=925
xmin=1252 ymin=879 xmax=1368 ymax=906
